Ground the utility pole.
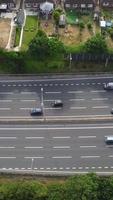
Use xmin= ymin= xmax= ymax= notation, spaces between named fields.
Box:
xmin=69 ymin=53 xmax=72 ymax=70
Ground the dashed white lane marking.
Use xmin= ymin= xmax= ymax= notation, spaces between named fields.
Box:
xmin=81 ymin=156 xmax=100 ymax=158
xmin=78 ymin=136 xmax=96 ymax=138
xmin=0 ymin=157 xmax=16 ymax=159
xmin=60 ymin=84 xmax=64 ymax=86
xmin=71 ymin=83 xmax=74 ymax=86
xmin=97 ymin=83 xmax=101 ymax=85
xmin=98 ymin=166 xmax=102 ymax=169
xmin=44 ymin=107 xmax=62 ymax=110
xmin=8 ymin=84 xmax=11 ymax=86
xmin=52 ymin=156 xmax=72 ymax=159
xmin=23 ymin=84 xmax=27 ymax=87
xmin=92 ymin=83 xmax=96 ymax=85
xmin=78 ymin=167 xmax=83 ymax=169
xmin=92 ymin=106 xmax=109 ymax=109
xmin=91 ymin=166 xmax=96 ymax=169
xmin=33 ymin=84 xmax=37 ymax=86
xmin=26 ymin=137 xmax=45 ymax=139
xmin=53 ymin=167 xmax=57 ymax=170
xmin=24 ymin=157 xmax=44 ymax=159
xmin=28 ymin=84 xmax=32 ymax=86
xmin=69 ymin=98 xmax=84 ymax=101
xmin=52 ymin=136 xmax=71 ymax=139
xmin=65 ymin=167 xmax=70 ymax=170
xmin=72 ymin=167 xmax=76 ymax=169
xmin=20 ymin=108 xmax=31 ymax=110
xmin=21 ymin=92 xmax=36 ymax=94
xmin=45 ymin=91 xmax=61 ymax=94
xmin=76 ymin=83 xmax=79 ymax=85
xmin=24 ymin=147 xmax=43 ymax=149
xmin=108 ymin=155 xmax=113 ymax=157
xmin=85 ymin=167 xmax=89 ymax=169
xmin=0 ymin=92 xmax=13 ymax=94
xmin=18 ymin=84 xmax=22 ymax=86
xmin=91 ymin=90 xmax=106 ymax=93
xmin=13 ymin=84 xmax=16 ymax=87
xmin=80 ymin=146 xmax=96 ymax=148
xmin=87 ymin=83 xmax=90 ymax=85
xmin=0 ymin=108 xmax=11 ymax=110
xmin=40 ymin=168 xmax=44 ymax=170
xmin=44 ymin=99 xmax=55 ymax=102
xmin=0 ymin=146 xmax=15 ymax=148
xmin=46 ymin=167 xmax=51 ymax=170
xmin=53 ymin=146 xmax=70 ymax=149
xmin=104 ymin=166 xmax=109 ymax=169
xmin=39 ymin=84 xmax=42 ymax=86
xmin=68 ymin=91 xmax=83 ymax=93
xmin=65 ymin=83 xmax=69 ymax=86
xmin=44 ymin=84 xmax=48 ymax=86
xmin=0 ymin=100 xmax=12 ymax=102
xmin=2 ymin=84 xmax=6 ymax=86
xmin=59 ymin=167 xmax=63 ymax=170
xmin=0 ymin=137 xmax=17 ymax=139
xmin=92 ymin=98 xmax=108 ymax=100
xmin=70 ymin=106 xmax=86 ymax=109
xmin=49 ymin=84 xmax=53 ymax=86
xmin=21 ymin=100 xmax=36 ymax=102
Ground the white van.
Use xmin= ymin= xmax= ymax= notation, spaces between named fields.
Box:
xmin=105 ymin=136 xmax=113 ymax=144
xmin=104 ymin=82 xmax=113 ymax=90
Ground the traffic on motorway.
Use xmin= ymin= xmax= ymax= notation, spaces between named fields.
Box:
xmin=0 ymin=77 xmax=112 ymax=117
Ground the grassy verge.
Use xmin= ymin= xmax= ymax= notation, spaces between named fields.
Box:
xmin=14 ymin=26 xmax=21 ymax=47
xmin=22 ymin=16 xmax=38 ymax=51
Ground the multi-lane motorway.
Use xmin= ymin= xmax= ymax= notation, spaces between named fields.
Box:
xmin=0 ymin=123 xmax=113 ymax=174
xmin=0 ymin=75 xmax=113 ymax=118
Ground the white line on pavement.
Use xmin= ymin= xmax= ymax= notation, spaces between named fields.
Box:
xmin=80 ymin=146 xmax=96 ymax=148
xmin=26 ymin=137 xmax=45 ymax=139
xmin=20 ymin=108 xmax=31 ymax=110
xmin=70 ymin=107 xmax=86 ymax=109
xmin=78 ymin=136 xmax=96 ymax=138
xmin=90 ymin=90 xmax=106 ymax=93
xmin=0 ymin=157 xmax=16 ymax=159
xmin=24 ymin=147 xmax=43 ymax=149
xmin=81 ymin=156 xmax=100 ymax=158
xmin=69 ymin=99 xmax=84 ymax=101
xmin=0 ymin=92 xmax=13 ymax=94
xmin=45 ymin=91 xmax=61 ymax=94
xmin=44 ymin=99 xmax=55 ymax=102
xmin=52 ymin=156 xmax=72 ymax=158
xmin=53 ymin=146 xmax=70 ymax=149
xmin=68 ymin=91 xmax=83 ymax=94
xmin=0 ymin=108 xmax=11 ymax=110
xmin=0 ymin=147 xmax=15 ymax=148
xmin=92 ymin=98 xmax=108 ymax=100
xmin=21 ymin=100 xmax=36 ymax=102
xmin=0 ymin=100 xmax=12 ymax=102
xmin=92 ymin=106 xmax=109 ymax=109
xmin=24 ymin=157 xmax=44 ymax=159
xmin=21 ymin=92 xmax=37 ymax=94
xmin=44 ymin=107 xmax=62 ymax=110
xmin=52 ymin=136 xmax=71 ymax=139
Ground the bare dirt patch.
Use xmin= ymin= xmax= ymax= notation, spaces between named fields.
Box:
xmin=0 ymin=18 xmax=11 ymax=48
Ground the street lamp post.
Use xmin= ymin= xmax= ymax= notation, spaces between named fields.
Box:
xmin=69 ymin=53 xmax=72 ymax=70
xmin=31 ymin=158 xmax=34 ymax=170
xmin=41 ymin=87 xmax=45 ymax=119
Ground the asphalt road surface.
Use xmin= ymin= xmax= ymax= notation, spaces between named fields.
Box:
xmin=0 ymin=123 xmax=113 ymax=174
xmin=0 ymin=75 xmax=113 ymax=118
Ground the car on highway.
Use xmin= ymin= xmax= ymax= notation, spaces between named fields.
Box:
xmin=111 ymin=108 xmax=113 ymax=114
xmin=30 ymin=108 xmax=43 ymax=116
xmin=104 ymin=82 xmax=113 ymax=90
xmin=105 ymin=136 xmax=113 ymax=145
xmin=52 ymin=100 xmax=63 ymax=107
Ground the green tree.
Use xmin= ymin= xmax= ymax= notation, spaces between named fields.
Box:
xmin=48 ymin=37 xmax=65 ymax=55
xmin=64 ymin=173 xmax=98 ymax=200
xmin=29 ymin=30 xmax=49 ymax=59
xmin=84 ymin=33 xmax=108 ymax=54
xmin=47 ymin=183 xmax=64 ymax=200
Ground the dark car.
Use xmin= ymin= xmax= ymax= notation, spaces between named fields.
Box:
xmin=52 ymin=100 xmax=63 ymax=107
xmin=105 ymin=136 xmax=113 ymax=145
xmin=30 ymin=108 xmax=43 ymax=116
xmin=104 ymin=82 xmax=113 ymax=90
xmin=111 ymin=108 xmax=113 ymax=114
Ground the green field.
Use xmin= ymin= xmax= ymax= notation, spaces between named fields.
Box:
xmin=22 ymin=16 xmax=38 ymax=51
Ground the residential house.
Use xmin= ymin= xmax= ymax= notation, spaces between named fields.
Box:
xmin=0 ymin=0 xmax=16 ymax=11
xmin=24 ymin=0 xmax=56 ymax=11
xmin=64 ymin=0 xmax=96 ymax=11
xmin=100 ymin=0 xmax=113 ymax=9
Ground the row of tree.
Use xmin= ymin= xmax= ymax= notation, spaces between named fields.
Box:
xmin=0 ymin=173 xmax=113 ymax=200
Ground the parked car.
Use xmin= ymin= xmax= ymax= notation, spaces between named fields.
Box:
xmin=105 ymin=136 xmax=113 ymax=145
xmin=52 ymin=100 xmax=63 ymax=107
xmin=30 ymin=108 xmax=43 ymax=116
xmin=104 ymin=82 xmax=113 ymax=90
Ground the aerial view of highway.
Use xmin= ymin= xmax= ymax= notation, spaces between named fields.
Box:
xmin=0 ymin=75 xmax=112 ymax=175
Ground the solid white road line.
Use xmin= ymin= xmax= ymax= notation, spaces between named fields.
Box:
xmin=45 ymin=91 xmax=61 ymax=94
xmin=53 ymin=146 xmax=70 ymax=149
xmin=69 ymin=99 xmax=84 ymax=101
xmin=80 ymin=146 xmax=96 ymax=148
xmin=26 ymin=137 xmax=45 ymax=139
xmin=81 ymin=156 xmax=100 ymax=158
xmin=68 ymin=91 xmax=83 ymax=94
xmin=44 ymin=107 xmax=62 ymax=110
xmin=92 ymin=106 xmax=109 ymax=109
xmin=0 ymin=92 xmax=13 ymax=94
xmin=78 ymin=136 xmax=96 ymax=138
xmin=20 ymin=108 xmax=31 ymax=110
xmin=70 ymin=107 xmax=86 ymax=109
xmin=52 ymin=136 xmax=71 ymax=139
xmin=44 ymin=99 xmax=55 ymax=102
xmin=52 ymin=156 xmax=72 ymax=158
xmin=24 ymin=147 xmax=43 ymax=149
